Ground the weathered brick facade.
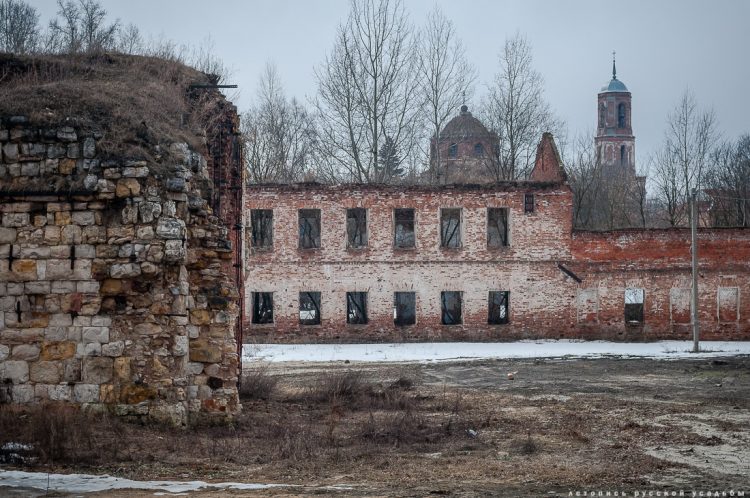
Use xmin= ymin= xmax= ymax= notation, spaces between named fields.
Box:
xmin=243 ymin=138 xmax=750 ymax=343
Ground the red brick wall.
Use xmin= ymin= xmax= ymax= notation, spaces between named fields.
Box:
xmin=242 ymin=184 xmax=750 ymax=343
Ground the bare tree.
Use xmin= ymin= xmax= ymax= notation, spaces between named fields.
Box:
xmin=566 ymin=132 xmax=602 ymax=228
xmin=242 ymin=63 xmax=318 ymax=183
xmin=652 ymin=90 xmax=718 ymax=226
xmin=705 ymin=135 xmax=750 ymax=227
xmin=417 ymin=5 xmax=476 ymax=183
xmin=117 ymin=22 xmax=142 ymax=54
xmin=47 ymin=0 xmax=119 ymax=54
xmin=315 ymin=0 xmax=419 ymax=183
xmin=0 ymin=0 xmax=39 ymax=53
xmin=482 ymin=33 xmax=563 ymax=180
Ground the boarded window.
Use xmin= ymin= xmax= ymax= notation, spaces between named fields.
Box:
xmin=299 ymin=291 xmax=321 ymax=325
xmin=524 ymin=193 xmax=535 ymax=213
xmin=441 ymin=291 xmax=462 ymax=325
xmin=252 ymin=292 xmax=273 ymax=324
xmin=250 ymin=209 xmax=273 ymax=248
xmin=394 ymin=208 xmax=415 ymax=248
xmin=487 ymin=208 xmax=509 ymax=247
xmin=346 ymin=208 xmax=367 ymax=248
xmin=577 ymin=288 xmax=598 ymax=322
xmin=394 ymin=292 xmax=416 ymax=326
xmin=347 ymin=292 xmax=368 ymax=324
xmin=440 ymin=208 xmax=462 ymax=248
xmin=488 ymin=291 xmax=510 ymax=324
xmin=298 ymin=209 xmax=321 ymax=249
xmin=624 ymin=288 xmax=644 ymax=323
xmin=718 ymin=287 xmax=739 ymax=323
xmin=670 ymin=288 xmax=691 ymax=324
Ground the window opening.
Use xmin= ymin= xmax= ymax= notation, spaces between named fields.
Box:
xmin=347 ymin=292 xmax=368 ymax=324
xmin=487 ymin=208 xmax=509 ymax=247
xmin=394 ymin=208 xmax=415 ymax=248
xmin=251 ymin=209 xmax=273 ymax=248
xmin=441 ymin=291 xmax=462 ymax=325
xmin=394 ymin=292 xmax=416 ymax=326
xmin=299 ymin=291 xmax=321 ymax=325
xmin=440 ymin=208 xmax=462 ymax=248
xmin=488 ymin=291 xmax=510 ymax=324
xmin=624 ymin=288 xmax=644 ymax=323
xmin=346 ymin=208 xmax=368 ymax=248
xmin=299 ymin=209 xmax=321 ymax=249
xmin=252 ymin=292 xmax=274 ymax=324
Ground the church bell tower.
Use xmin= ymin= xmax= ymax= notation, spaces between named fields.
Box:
xmin=595 ymin=53 xmax=635 ymax=174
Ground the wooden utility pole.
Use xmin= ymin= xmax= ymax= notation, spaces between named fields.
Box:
xmin=690 ymin=188 xmax=700 ymax=353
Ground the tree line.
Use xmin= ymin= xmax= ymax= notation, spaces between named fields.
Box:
xmin=2 ymin=0 xmax=748 ymax=229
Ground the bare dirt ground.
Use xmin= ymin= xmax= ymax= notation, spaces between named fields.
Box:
xmin=2 ymin=356 xmax=749 ymax=497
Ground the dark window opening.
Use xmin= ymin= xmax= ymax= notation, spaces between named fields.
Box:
xmin=440 ymin=208 xmax=462 ymax=248
xmin=252 ymin=292 xmax=273 ymax=324
xmin=299 ymin=291 xmax=321 ymax=325
xmin=250 ymin=209 xmax=273 ymax=248
xmin=487 ymin=208 xmax=509 ymax=247
xmin=346 ymin=208 xmax=368 ymax=248
xmin=298 ymin=209 xmax=321 ymax=249
xmin=394 ymin=208 xmax=415 ymax=248
xmin=448 ymin=143 xmax=458 ymax=158
xmin=524 ymin=193 xmax=535 ymax=214
xmin=617 ymin=103 xmax=626 ymax=128
xmin=624 ymin=288 xmax=644 ymax=323
xmin=394 ymin=292 xmax=416 ymax=326
xmin=347 ymin=292 xmax=368 ymax=324
xmin=474 ymin=143 xmax=484 ymax=156
xmin=599 ymin=103 xmax=606 ymax=128
xmin=488 ymin=291 xmax=510 ymax=325
xmin=441 ymin=291 xmax=462 ymax=325
xmin=620 ymin=145 xmax=626 ymax=165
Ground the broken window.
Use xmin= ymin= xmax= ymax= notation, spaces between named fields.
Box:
xmin=624 ymin=288 xmax=644 ymax=323
xmin=441 ymin=291 xmax=462 ymax=325
xmin=474 ymin=143 xmax=484 ymax=156
xmin=250 ymin=209 xmax=273 ymax=248
xmin=440 ymin=208 xmax=462 ymax=248
xmin=718 ymin=287 xmax=739 ymax=323
xmin=448 ymin=143 xmax=458 ymax=158
xmin=346 ymin=208 xmax=368 ymax=249
xmin=394 ymin=208 xmax=415 ymax=248
xmin=394 ymin=292 xmax=416 ymax=326
xmin=488 ymin=291 xmax=510 ymax=324
xmin=299 ymin=291 xmax=321 ymax=325
xmin=524 ymin=193 xmax=535 ymax=214
xmin=487 ymin=208 xmax=509 ymax=247
xmin=252 ymin=292 xmax=273 ymax=324
xmin=298 ymin=209 xmax=321 ymax=249
xmin=347 ymin=292 xmax=368 ymax=324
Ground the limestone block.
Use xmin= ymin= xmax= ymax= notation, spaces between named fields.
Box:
xmin=156 ymin=218 xmax=186 ymax=239
xmin=17 ymin=245 xmax=50 ymax=258
xmin=166 ymin=177 xmax=186 ymax=192
xmin=11 ymin=385 xmax=34 ymax=403
xmin=46 ymin=259 xmax=72 ymax=279
xmin=51 ymin=280 xmax=76 ymax=293
xmin=110 ymin=263 xmax=141 ymax=279
xmin=63 ymin=359 xmax=81 ymax=382
xmin=2 ymin=143 xmax=18 ymax=162
xmin=72 ymin=384 xmax=99 ymax=403
xmin=121 ymin=204 xmax=138 ymax=224
xmin=82 ymin=357 xmax=113 ymax=384
xmin=140 ymin=262 xmax=159 ymax=275
xmin=82 ymin=326 xmax=109 ymax=343
xmin=20 ymin=162 xmax=39 ymax=176
xmin=84 ymin=343 xmax=101 ymax=356
xmin=187 ymin=362 xmax=204 ymax=375
xmin=83 ymin=225 xmax=106 ymax=244
xmin=116 ymin=178 xmax=140 ymax=197
xmin=0 ymin=227 xmax=17 ymax=243
xmin=12 ymin=344 xmax=40 ymax=361
xmin=119 ymin=384 xmax=157 ymax=404
xmin=136 ymin=226 xmax=154 ymax=240
xmin=77 ymin=281 xmax=100 ymax=293
xmin=190 ymin=309 xmax=211 ymax=325
xmin=25 ymin=281 xmax=51 ymax=294
xmin=57 ymin=127 xmax=77 ymax=141
xmin=71 ymin=211 xmax=96 ymax=226
xmin=102 ymin=341 xmax=124 ymax=357
xmin=149 ymin=403 xmax=187 ymax=427
xmin=47 ymin=313 xmax=73 ymax=327
xmin=44 ymin=226 xmax=61 ymax=243
xmin=47 ymin=143 xmax=66 ymax=159
xmin=122 ymin=166 xmax=149 ymax=178
xmin=41 ymin=341 xmax=76 ymax=360
xmin=48 ymin=385 xmax=72 ymax=401
xmin=43 ymin=326 xmax=67 ymax=341
xmin=96 ymin=245 xmax=119 ymax=258
xmin=97 ymin=179 xmax=115 ymax=193
xmin=54 ymin=211 xmax=71 ymax=225
xmin=173 ymin=336 xmax=188 ymax=356
xmin=189 ymin=338 xmax=222 ymax=363
xmin=146 ymin=244 xmax=164 ymax=263
xmin=134 ymin=322 xmax=161 ymax=335
xmin=113 ymin=357 xmax=131 ymax=381
xmin=49 ymin=245 xmax=70 ymax=258
xmin=30 ymin=361 xmax=62 ymax=383
xmin=0 ymin=360 xmax=29 ymax=383
xmin=11 ymin=259 xmax=36 ymax=278
xmin=91 ymin=315 xmax=112 ymax=327
xmin=83 ymin=137 xmax=96 ymax=158
xmin=164 ymin=239 xmax=185 ymax=262
xmin=187 ymin=325 xmax=200 ymax=339
xmin=75 ymin=244 xmax=96 ymax=258
xmin=3 ymin=213 xmax=29 ymax=227
xmin=61 ymin=225 xmax=82 ymax=244
xmin=139 ymin=201 xmax=162 ymax=223
xmin=0 ymin=344 xmax=8 ymax=361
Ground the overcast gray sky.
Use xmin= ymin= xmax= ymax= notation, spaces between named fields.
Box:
xmin=34 ymin=0 xmax=750 ymax=162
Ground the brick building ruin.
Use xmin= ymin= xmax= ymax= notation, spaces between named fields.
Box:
xmin=244 ymin=134 xmax=750 ymax=342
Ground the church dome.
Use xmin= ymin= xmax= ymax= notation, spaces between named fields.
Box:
xmin=440 ymin=105 xmax=494 ymax=139
xmin=601 ymin=77 xmax=628 ymax=93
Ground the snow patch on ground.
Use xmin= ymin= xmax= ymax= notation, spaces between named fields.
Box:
xmin=242 ymin=340 xmax=750 ymax=363
xmin=0 ymin=470 xmax=288 ymax=493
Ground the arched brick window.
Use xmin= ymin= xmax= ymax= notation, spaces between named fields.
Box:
xmin=474 ymin=143 xmax=484 ymax=156
xmin=617 ymin=103 xmax=626 ymax=128
xmin=448 ymin=143 xmax=458 ymax=158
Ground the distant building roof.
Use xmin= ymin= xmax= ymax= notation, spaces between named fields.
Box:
xmin=601 ymin=78 xmax=629 ymax=93
xmin=439 ymin=105 xmax=494 ymax=139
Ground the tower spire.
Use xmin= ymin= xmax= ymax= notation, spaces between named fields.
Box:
xmin=612 ymin=50 xmax=617 ymax=80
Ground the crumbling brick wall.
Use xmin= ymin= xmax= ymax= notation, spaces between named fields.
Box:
xmin=243 ymin=184 xmax=750 ymax=343
xmin=0 ymin=117 xmax=241 ymax=423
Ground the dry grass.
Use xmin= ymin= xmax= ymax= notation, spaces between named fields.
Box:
xmin=0 ymin=52 xmax=221 ymax=162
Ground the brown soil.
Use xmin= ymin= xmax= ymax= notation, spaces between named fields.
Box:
xmin=2 ymin=356 xmax=749 ymax=497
